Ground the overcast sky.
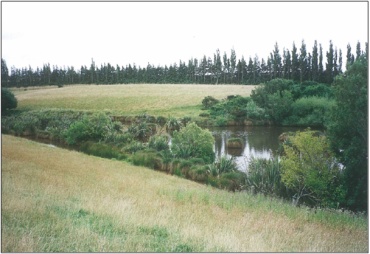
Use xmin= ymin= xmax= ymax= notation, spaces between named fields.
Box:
xmin=2 ymin=2 xmax=368 ymax=70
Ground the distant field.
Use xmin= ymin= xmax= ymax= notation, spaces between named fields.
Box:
xmin=2 ymin=135 xmax=368 ymax=252
xmin=11 ymin=84 xmax=255 ymax=118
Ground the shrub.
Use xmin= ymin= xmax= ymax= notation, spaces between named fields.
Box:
xmin=188 ymin=165 xmax=208 ymax=182
xmin=148 ymin=135 xmax=169 ymax=151
xmin=246 ymin=157 xmax=283 ymax=197
xmin=284 ymin=96 xmax=335 ymax=127
xmin=208 ymin=156 xmax=237 ymax=177
xmin=124 ymin=141 xmax=146 ymax=154
xmin=202 ymin=96 xmax=219 ymax=109
xmin=131 ymin=150 xmax=162 ymax=170
xmin=64 ymin=113 xmax=113 ymax=145
xmin=171 ymin=122 xmax=215 ymax=164
xmin=1 ymin=88 xmax=17 ymax=113
xmin=80 ymin=141 xmax=126 ymax=160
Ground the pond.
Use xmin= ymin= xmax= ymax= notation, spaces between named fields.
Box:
xmin=208 ymin=126 xmax=309 ymax=172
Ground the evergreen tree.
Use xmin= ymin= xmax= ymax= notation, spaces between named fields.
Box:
xmin=356 ymin=41 xmax=361 ymax=60
xmin=299 ymin=40 xmax=308 ymax=82
xmin=346 ymin=43 xmax=354 ymax=69
xmin=325 ymin=40 xmax=334 ymax=84
xmin=333 ymin=47 xmax=338 ymax=77
xmin=230 ymin=48 xmax=236 ymax=83
xmin=222 ymin=51 xmax=229 ymax=84
xmin=338 ymin=49 xmax=343 ymax=74
xmin=1 ymin=58 xmax=9 ymax=87
xmin=272 ymin=42 xmax=282 ymax=79
xmin=318 ymin=43 xmax=324 ymax=83
xmin=311 ymin=40 xmax=319 ymax=82
xmin=283 ymin=49 xmax=291 ymax=80
xmin=291 ymin=42 xmax=300 ymax=82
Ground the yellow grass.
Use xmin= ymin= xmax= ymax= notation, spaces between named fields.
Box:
xmin=12 ymin=84 xmax=255 ymax=118
xmin=2 ymin=134 xmax=368 ymax=252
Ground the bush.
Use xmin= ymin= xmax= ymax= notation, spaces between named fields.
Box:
xmin=148 ymin=135 xmax=169 ymax=151
xmin=188 ymin=165 xmax=209 ymax=182
xmin=284 ymin=96 xmax=335 ymax=127
xmin=1 ymin=88 xmax=17 ymax=113
xmin=246 ymin=157 xmax=283 ymax=196
xmin=202 ymin=96 xmax=219 ymax=109
xmin=208 ymin=156 xmax=237 ymax=177
xmin=80 ymin=141 xmax=126 ymax=160
xmin=131 ymin=150 xmax=162 ymax=170
xmin=171 ymin=123 xmax=215 ymax=164
xmin=64 ymin=113 xmax=113 ymax=145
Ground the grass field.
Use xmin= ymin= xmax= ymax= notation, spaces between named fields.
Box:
xmin=2 ymin=134 xmax=368 ymax=252
xmin=11 ymin=84 xmax=255 ymax=118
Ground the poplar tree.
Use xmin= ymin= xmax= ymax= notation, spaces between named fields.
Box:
xmin=272 ymin=42 xmax=282 ymax=79
xmin=230 ymin=48 xmax=236 ymax=83
xmin=291 ymin=42 xmax=299 ymax=82
xmin=346 ymin=43 xmax=354 ymax=69
xmin=318 ymin=43 xmax=324 ymax=83
xmin=311 ymin=40 xmax=319 ymax=81
xmin=283 ymin=49 xmax=291 ymax=79
xmin=326 ymin=40 xmax=334 ymax=84
xmin=1 ymin=58 xmax=9 ymax=87
xmin=356 ymin=41 xmax=361 ymax=60
xmin=299 ymin=40 xmax=308 ymax=82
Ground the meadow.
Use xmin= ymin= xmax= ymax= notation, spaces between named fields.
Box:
xmin=2 ymin=134 xmax=368 ymax=252
xmin=11 ymin=84 xmax=254 ymax=118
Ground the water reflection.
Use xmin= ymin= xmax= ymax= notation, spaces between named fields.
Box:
xmin=209 ymin=126 xmax=305 ymax=172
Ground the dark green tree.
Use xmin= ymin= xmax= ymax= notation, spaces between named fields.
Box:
xmin=327 ymin=56 xmax=368 ymax=211
xmin=318 ymin=43 xmax=324 ymax=83
xmin=291 ymin=42 xmax=300 ymax=82
xmin=346 ymin=43 xmax=354 ymax=69
xmin=311 ymin=41 xmax=319 ymax=81
xmin=1 ymin=87 xmax=17 ymax=113
xmin=299 ymin=40 xmax=308 ymax=82
xmin=356 ymin=41 xmax=361 ymax=60
xmin=1 ymin=58 xmax=9 ymax=87
xmin=325 ymin=40 xmax=334 ymax=83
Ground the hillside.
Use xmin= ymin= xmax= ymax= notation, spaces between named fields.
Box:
xmin=11 ymin=84 xmax=255 ymax=118
xmin=2 ymin=134 xmax=367 ymax=252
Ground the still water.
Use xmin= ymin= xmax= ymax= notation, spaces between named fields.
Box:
xmin=208 ymin=126 xmax=307 ymax=172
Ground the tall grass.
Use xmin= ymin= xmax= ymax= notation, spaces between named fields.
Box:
xmin=2 ymin=135 xmax=368 ymax=252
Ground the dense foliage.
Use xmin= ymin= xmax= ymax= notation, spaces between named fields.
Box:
xmin=1 ymin=41 xmax=366 ymax=87
xmin=1 ymin=88 xmax=17 ymax=113
xmin=327 ymin=56 xmax=368 ymax=211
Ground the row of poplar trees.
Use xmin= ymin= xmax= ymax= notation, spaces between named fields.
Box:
xmin=1 ymin=40 xmax=367 ymax=87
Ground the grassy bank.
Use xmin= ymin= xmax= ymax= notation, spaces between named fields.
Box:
xmin=2 ymin=135 xmax=368 ymax=252
xmin=11 ymin=84 xmax=255 ymax=118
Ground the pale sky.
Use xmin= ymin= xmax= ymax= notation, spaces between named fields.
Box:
xmin=1 ymin=2 xmax=368 ymax=70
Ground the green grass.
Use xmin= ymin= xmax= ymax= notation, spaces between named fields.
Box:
xmin=11 ymin=84 xmax=255 ymax=118
xmin=2 ymin=135 xmax=368 ymax=252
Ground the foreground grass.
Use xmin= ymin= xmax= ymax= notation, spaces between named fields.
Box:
xmin=2 ymin=135 xmax=368 ymax=252
xmin=11 ymin=84 xmax=255 ymax=118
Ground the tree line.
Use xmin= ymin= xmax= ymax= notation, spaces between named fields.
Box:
xmin=1 ymin=40 xmax=367 ymax=87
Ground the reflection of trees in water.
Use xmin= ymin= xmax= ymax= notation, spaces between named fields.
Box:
xmin=212 ymin=126 xmax=306 ymax=171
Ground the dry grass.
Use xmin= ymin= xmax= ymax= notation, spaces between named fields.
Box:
xmin=11 ymin=84 xmax=255 ymax=118
xmin=2 ymin=134 xmax=368 ymax=252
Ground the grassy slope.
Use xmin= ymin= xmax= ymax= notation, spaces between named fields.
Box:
xmin=2 ymin=135 xmax=368 ymax=252
xmin=11 ymin=84 xmax=255 ymax=118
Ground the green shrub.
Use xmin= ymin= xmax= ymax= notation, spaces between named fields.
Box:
xmin=208 ymin=156 xmax=237 ymax=177
xmin=1 ymin=88 xmax=17 ymax=113
xmin=131 ymin=150 xmax=162 ymax=170
xmin=148 ymin=135 xmax=169 ymax=151
xmin=64 ymin=113 xmax=113 ymax=145
xmin=202 ymin=96 xmax=219 ymax=109
xmin=80 ymin=141 xmax=126 ymax=160
xmin=124 ymin=141 xmax=146 ymax=154
xmin=284 ymin=96 xmax=335 ymax=127
xmin=188 ymin=165 xmax=208 ymax=182
xmin=246 ymin=157 xmax=284 ymax=197
xmin=171 ymin=123 xmax=215 ymax=164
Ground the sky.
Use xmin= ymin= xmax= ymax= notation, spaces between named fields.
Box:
xmin=1 ymin=2 xmax=368 ymax=70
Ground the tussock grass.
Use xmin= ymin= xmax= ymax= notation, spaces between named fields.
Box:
xmin=2 ymin=135 xmax=368 ymax=252
xmin=12 ymin=84 xmax=255 ymax=118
